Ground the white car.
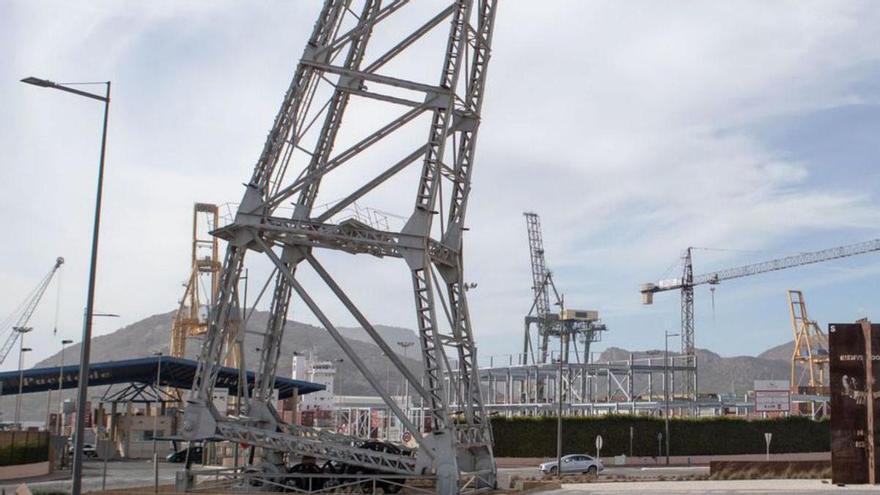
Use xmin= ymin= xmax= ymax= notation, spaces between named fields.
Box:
xmin=539 ymin=454 xmax=603 ymax=475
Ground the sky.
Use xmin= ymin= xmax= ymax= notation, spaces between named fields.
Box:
xmin=2 ymin=1 xmax=880 ymax=372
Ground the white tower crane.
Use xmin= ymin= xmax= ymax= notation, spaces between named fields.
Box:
xmin=641 ymin=238 xmax=880 ymax=398
xmin=0 ymin=257 xmax=64 ymax=365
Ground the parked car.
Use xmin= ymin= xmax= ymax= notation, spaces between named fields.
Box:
xmin=539 ymin=454 xmax=603 ymax=475
xmin=166 ymin=446 xmax=203 ymax=464
xmin=83 ymin=443 xmax=98 ymax=458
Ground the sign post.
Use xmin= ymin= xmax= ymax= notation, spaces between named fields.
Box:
xmin=754 ymin=380 xmax=791 ymax=414
xmin=595 ymin=435 xmax=603 ymax=461
xmin=96 ymin=437 xmax=114 ymax=491
xmin=629 ymin=426 xmax=634 ymax=457
xmin=860 ymin=318 xmax=876 ymax=485
xmin=656 ymin=432 xmax=662 ymax=460
xmin=764 ymin=433 xmax=772 ymax=461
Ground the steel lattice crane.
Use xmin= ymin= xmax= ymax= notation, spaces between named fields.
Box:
xmin=523 ymin=212 xmax=605 ymax=365
xmin=0 ymin=257 xmax=64 ymax=365
xmin=787 ymin=289 xmax=829 ymax=392
xmin=170 ymin=203 xmax=222 ymax=359
xmin=641 ymin=238 xmax=880 ymax=397
xmin=181 ymin=2 xmax=499 ymax=493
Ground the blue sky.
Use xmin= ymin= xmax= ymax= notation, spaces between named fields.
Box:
xmin=2 ymin=1 xmax=880 ymax=372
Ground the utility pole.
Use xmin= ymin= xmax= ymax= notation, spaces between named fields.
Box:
xmin=665 ymin=330 xmax=679 ymax=466
xmin=556 ymin=350 xmax=564 ymax=479
xmin=860 ymin=319 xmax=876 ymax=484
xmin=14 ymin=327 xmax=33 ymax=429
xmin=58 ymin=339 xmax=72 ymax=435
xmin=153 ymin=351 xmax=163 ymax=494
xmin=397 ymin=342 xmax=414 ymax=425
xmin=22 ymin=77 xmax=111 ymax=495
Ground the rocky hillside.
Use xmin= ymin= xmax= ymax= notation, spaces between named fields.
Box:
xmin=6 ymin=308 xmax=804 ymax=420
xmin=599 ymin=344 xmax=793 ymax=396
xmin=7 ymin=310 xmax=421 ymax=421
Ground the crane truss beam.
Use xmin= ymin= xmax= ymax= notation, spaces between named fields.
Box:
xmin=644 ymin=238 xmax=880 ymax=295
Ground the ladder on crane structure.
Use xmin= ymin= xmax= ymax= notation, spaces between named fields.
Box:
xmin=0 ymin=257 xmax=64 ymax=366
xmin=787 ymin=289 xmax=829 ymax=393
xmin=180 ymin=2 xmax=500 ymax=494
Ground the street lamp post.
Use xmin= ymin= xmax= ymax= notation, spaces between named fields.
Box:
xmin=58 ymin=339 xmax=73 ymax=436
xmin=152 ymin=351 xmax=163 ymax=494
xmin=556 ymin=353 xmax=563 ymax=479
xmin=664 ymin=330 xmax=680 ymax=466
xmin=396 ymin=341 xmax=414 ymax=426
xmin=14 ymin=327 xmax=33 ymax=429
xmin=22 ymin=76 xmax=111 ymax=495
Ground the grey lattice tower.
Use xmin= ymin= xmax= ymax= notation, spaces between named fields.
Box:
xmin=181 ymin=1 xmax=499 ymax=493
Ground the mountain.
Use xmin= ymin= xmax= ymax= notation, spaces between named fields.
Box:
xmin=599 ymin=345 xmax=792 ymax=396
xmin=6 ymin=310 xmax=421 ymax=421
xmin=757 ymin=341 xmax=794 ymax=362
xmin=6 ymin=308 xmax=805 ymax=420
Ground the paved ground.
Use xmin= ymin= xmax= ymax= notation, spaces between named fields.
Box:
xmin=0 ymin=460 xmax=180 ymax=493
xmin=540 ymin=479 xmax=879 ymax=494
xmin=497 ymin=465 xmax=709 ymax=489
xmin=495 ymin=452 xmax=829 ymax=468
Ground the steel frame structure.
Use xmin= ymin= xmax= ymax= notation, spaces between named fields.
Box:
xmin=181 ymin=2 xmax=499 ymax=493
xmin=447 ymin=353 xmax=700 ymax=417
xmin=522 ymin=213 xmax=605 ymax=366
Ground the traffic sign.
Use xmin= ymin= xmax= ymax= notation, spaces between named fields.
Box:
xmin=595 ymin=435 xmax=603 ymax=451
xmin=754 ymin=380 xmax=790 ymax=412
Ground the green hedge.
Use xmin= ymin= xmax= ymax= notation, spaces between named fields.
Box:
xmin=0 ymin=444 xmax=49 ymax=466
xmin=0 ymin=431 xmax=50 ymax=466
xmin=490 ymin=415 xmax=829 ymax=457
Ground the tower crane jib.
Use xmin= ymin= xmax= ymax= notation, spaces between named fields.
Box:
xmin=640 ymin=237 xmax=880 ymax=398
xmin=0 ymin=257 xmax=64 ymax=365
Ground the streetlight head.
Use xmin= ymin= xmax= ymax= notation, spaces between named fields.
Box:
xmin=21 ymin=76 xmax=56 ymax=88
xmin=62 ymin=339 xmax=73 ymax=345
xmin=22 ymin=348 xmax=33 ymax=352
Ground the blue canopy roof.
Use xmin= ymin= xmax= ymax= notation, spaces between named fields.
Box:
xmin=0 ymin=355 xmax=323 ymax=399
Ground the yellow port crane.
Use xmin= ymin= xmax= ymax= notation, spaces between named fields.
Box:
xmin=787 ymin=289 xmax=829 ymax=393
xmin=170 ymin=203 xmax=221 ymax=359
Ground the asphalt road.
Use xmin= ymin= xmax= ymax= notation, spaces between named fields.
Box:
xmin=0 ymin=459 xmax=180 ymax=493
xmin=497 ymin=465 xmax=709 ymax=489
xmin=539 ymin=479 xmax=880 ymax=494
